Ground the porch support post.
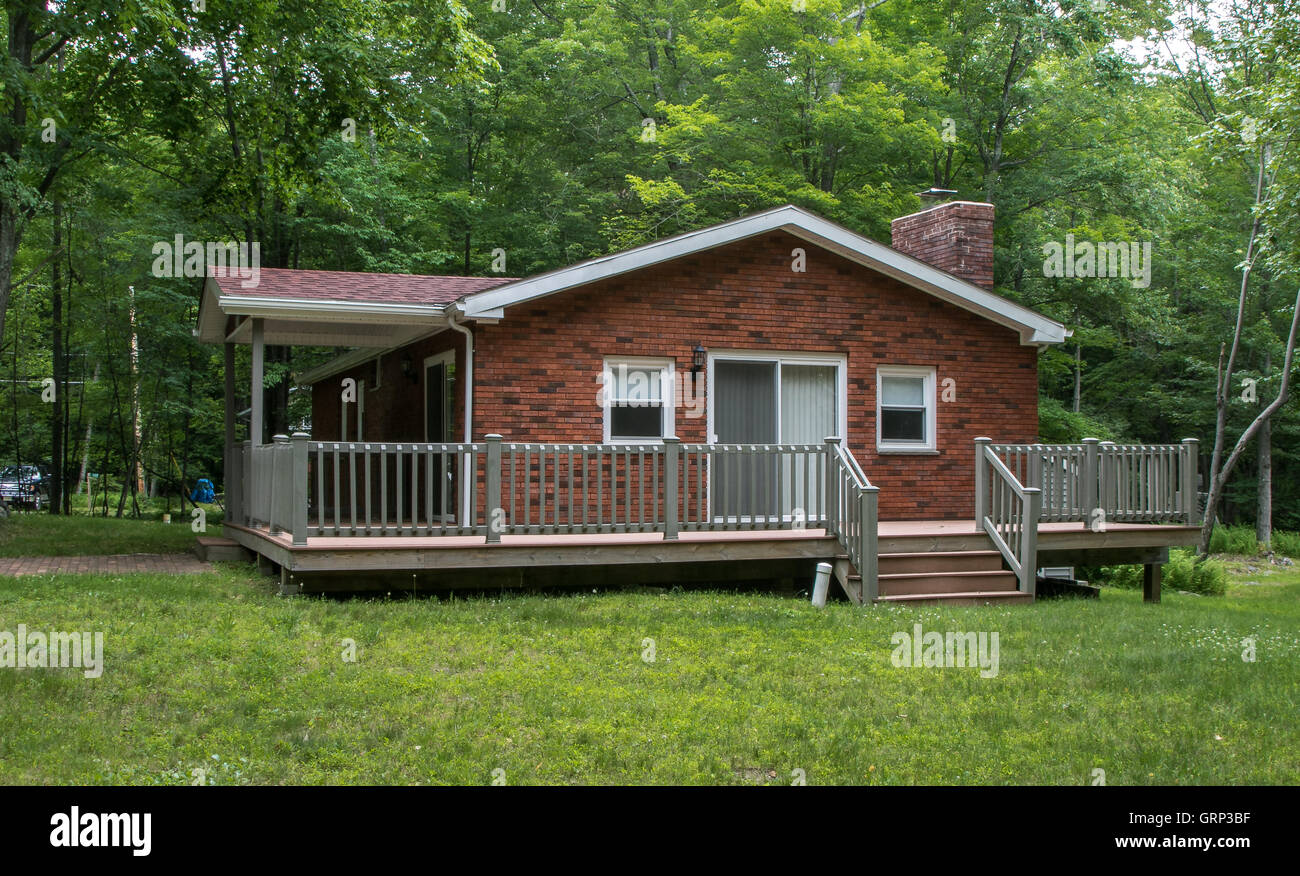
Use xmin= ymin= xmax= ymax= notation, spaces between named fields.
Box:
xmin=291 ymin=432 xmax=309 ymax=546
xmin=1082 ymin=437 xmax=1100 ymax=529
xmin=663 ymin=436 xmax=679 ymax=540
xmin=250 ymin=317 xmax=265 ymax=446
xmin=824 ymin=436 xmax=840 ymax=537
xmin=1182 ymin=437 xmax=1201 ymax=525
xmin=1143 ymin=562 xmax=1162 ymax=603
xmin=485 ymin=434 xmax=502 ymax=543
xmin=974 ymin=437 xmax=991 ymax=532
xmin=224 ymin=341 xmax=238 ymax=527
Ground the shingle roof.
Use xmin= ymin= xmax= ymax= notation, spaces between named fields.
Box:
xmin=211 ymin=267 xmax=516 ymax=305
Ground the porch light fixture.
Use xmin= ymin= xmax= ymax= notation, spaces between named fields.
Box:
xmin=691 ymin=344 xmax=706 ymax=374
xmin=401 ymin=353 xmax=417 ymax=383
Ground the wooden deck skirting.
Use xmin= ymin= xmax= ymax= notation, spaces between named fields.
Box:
xmin=225 ymin=518 xmax=1200 ymax=575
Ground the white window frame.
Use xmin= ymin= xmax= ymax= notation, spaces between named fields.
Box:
xmin=602 ymin=356 xmax=675 ymax=444
xmin=876 ymin=365 xmax=937 ymax=453
xmin=704 ymin=350 xmax=848 ymax=446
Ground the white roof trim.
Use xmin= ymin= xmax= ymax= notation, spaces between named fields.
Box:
xmin=195 ymin=277 xmax=449 ymax=344
xmin=456 ymin=204 xmax=1067 ymax=345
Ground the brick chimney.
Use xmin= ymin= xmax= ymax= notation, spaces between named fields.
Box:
xmin=890 ymin=197 xmax=995 ymax=290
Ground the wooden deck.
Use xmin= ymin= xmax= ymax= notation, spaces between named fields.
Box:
xmin=224 ymin=518 xmax=1199 ymax=591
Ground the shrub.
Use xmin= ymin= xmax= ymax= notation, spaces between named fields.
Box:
xmin=1266 ymin=530 xmax=1300 ymax=559
xmin=1095 ymin=550 xmax=1227 ymax=596
xmin=1208 ymin=524 xmax=1261 ymax=556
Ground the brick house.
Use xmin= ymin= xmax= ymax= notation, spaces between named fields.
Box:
xmin=196 ymin=202 xmax=1201 ymax=603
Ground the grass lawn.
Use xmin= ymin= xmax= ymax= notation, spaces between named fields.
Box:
xmin=1 ymin=554 xmax=1297 ymax=785
xmin=0 ymin=509 xmax=218 ymax=557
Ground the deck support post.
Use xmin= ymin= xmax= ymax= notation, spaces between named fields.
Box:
xmin=250 ymin=318 xmax=264 ymax=447
xmin=861 ymin=485 xmax=879 ymax=601
xmin=1143 ymin=562 xmax=1162 ymax=603
xmin=291 ymin=432 xmax=309 ymax=546
xmin=1181 ymin=438 xmax=1200 ymax=525
xmin=974 ymin=437 xmax=991 ymax=531
xmin=663 ymin=436 xmax=679 ymax=540
xmin=1020 ymin=487 xmax=1042 ymax=595
xmin=485 ymin=434 xmax=503 ymax=543
xmin=824 ymin=436 xmax=840 ymax=537
xmin=1082 ymin=437 xmax=1100 ymax=529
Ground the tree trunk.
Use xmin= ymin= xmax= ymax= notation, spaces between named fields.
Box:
xmin=1256 ymin=351 xmax=1272 ymax=548
xmin=50 ymin=200 xmax=64 ymax=514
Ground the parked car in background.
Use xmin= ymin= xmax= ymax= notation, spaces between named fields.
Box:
xmin=0 ymin=464 xmax=51 ymax=511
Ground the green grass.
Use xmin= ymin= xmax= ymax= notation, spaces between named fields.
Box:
xmin=1 ymin=561 xmax=1297 ymax=785
xmin=0 ymin=508 xmax=220 ymax=557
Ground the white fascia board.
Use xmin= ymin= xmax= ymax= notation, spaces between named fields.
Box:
xmin=457 ymin=204 xmax=1068 ymax=346
xmin=217 ymin=294 xmax=447 ymax=325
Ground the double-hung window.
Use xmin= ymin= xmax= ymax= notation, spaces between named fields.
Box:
xmin=877 ymin=367 xmax=936 ymax=452
xmin=603 ymin=358 xmax=674 ymax=442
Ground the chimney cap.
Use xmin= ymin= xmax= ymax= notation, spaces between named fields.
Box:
xmin=916 ymin=187 xmax=959 ymax=203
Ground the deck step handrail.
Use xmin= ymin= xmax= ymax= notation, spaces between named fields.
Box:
xmin=975 ymin=439 xmax=1041 ymax=594
xmin=825 ymin=438 xmax=879 ymax=601
xmin=987 ymin=438 xmax=1200 ymax=526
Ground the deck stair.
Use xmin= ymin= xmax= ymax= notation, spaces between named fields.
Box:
xmin=833 ymin=528 xmax=1033 ymax=605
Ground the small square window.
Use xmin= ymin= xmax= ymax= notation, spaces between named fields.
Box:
xmin=877 ymin=368 xmax=935 ymax=451
xmin=603 ymin=359 xmax=674 ymax=442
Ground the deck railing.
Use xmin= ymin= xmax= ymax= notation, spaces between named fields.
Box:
xmin=825 ymin=438 xmax=880 ymax=600
xmin=228 ymin=434 xmax=880 ymax=586
xmin=982 ymin=437 xmax=1200 ymax=527
xmin=976 ymin=436 xmax=1202 ymax=594
xmin=975 ymin=441 xmax=1042 ymax=594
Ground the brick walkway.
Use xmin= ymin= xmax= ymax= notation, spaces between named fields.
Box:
xmin=0 ymin=553 xmax=213 ymax=577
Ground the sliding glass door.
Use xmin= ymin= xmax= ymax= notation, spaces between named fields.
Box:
xmin=711 ymin=355 xmax=842 ymax=522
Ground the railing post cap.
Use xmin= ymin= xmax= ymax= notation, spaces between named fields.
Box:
xmin=485 ymin=433 xmax=503 ymax=441
xmin=662 ymin=435 xmax=680 ymax=443
xmin=272 ymin=433 xmax=289 ymax=443
xmin=1182 ymin=437 xmax=1199 ymax=444
xmin=974 ymin=436 xmax=992 ymax=444
xmin=291 ymin=431 xmax=310 ymax=440
xmin=1082 ymin=436 xmax=1100 ymax=444
xmin=824 ymin=436 xmax=841 ymax=445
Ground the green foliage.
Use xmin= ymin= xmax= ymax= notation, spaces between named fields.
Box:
xmin=1209 ymin=524 xmax=1263 ymax=556
xmin=1098 ymin=550 xmax=1229 ymax=596
xmin=1037 ymin=395 xmax=1121 ymax=443
xmin=1270 ymin=531 xmax=1300 ymax=558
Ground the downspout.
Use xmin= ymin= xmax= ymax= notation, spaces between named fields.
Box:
xmin=446 ymin=307 xmax=474 ymax=524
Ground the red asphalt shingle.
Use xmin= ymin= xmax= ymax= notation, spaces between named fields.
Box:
xmin=211 ymin=267 xmax=517 ymax=305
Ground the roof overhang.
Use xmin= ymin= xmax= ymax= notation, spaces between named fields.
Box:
xmin=454 ymin=205 xmax=1068 ymax=346
xmin=195 ymin=277 xmax=447 ymax=347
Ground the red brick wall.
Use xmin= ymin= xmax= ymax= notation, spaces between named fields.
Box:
xmin=311 ymin=330 xmax=465 ymax=444
xmin=309 ymin=230 xmax=1039 ymax=520
xmin=891 ymin=201 xmax=995 ymax=290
